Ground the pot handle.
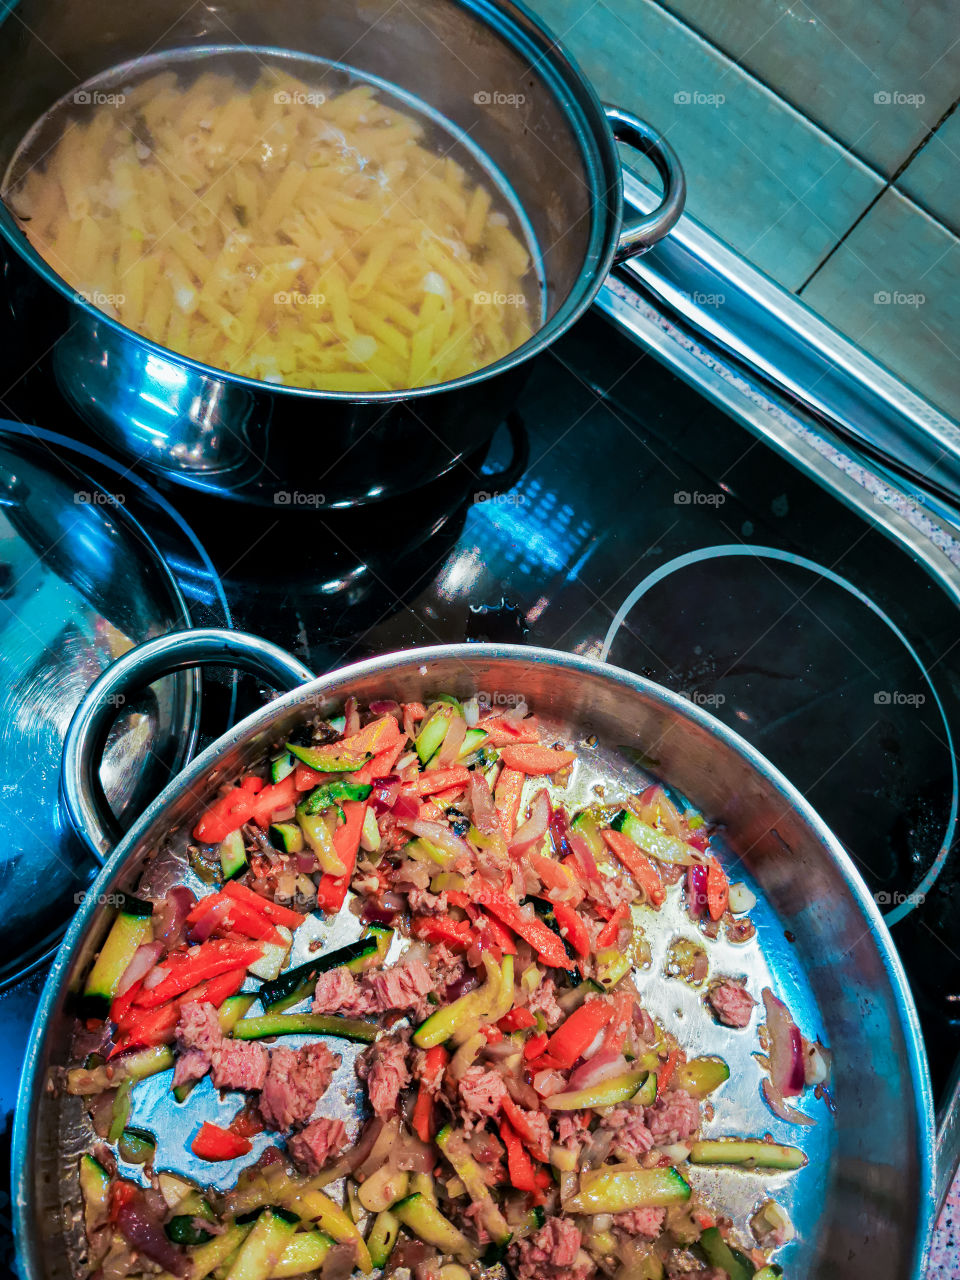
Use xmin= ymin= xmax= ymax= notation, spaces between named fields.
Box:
xmin=62 ymin=628 xmax=315 ymax=862
xmin=605 ymin=105 xmax=686 ymax=261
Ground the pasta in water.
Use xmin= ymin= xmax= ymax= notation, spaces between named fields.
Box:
xmin=5 ymin=61 xmax=540 ymax=391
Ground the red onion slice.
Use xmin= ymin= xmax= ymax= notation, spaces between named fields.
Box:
xmin=435 ymin=715 xmax=467 ymax=768
xmin=687 ymin=864 xmax=709 ymax=917
xmin=761 ymin=1078 xmax=815 ymax=1127
xmin=371 ymin=778 xmax=402 ymax=812
xmin=467 ymin=772 xmax=499 ymax=835
xmin=343 ymin=696 xmax=360 ymax=737
xmin=509 ymin=789 xmax=551 ymax=855
xmin=116 ymin=942 xmax=165 ymax=997
xmin=568 ymin=1050 xmax=629 ymax=1092
xmin=392 ymin=792 xmax=420 ymax=822
xmin=762 ymin=987 xmax=806 ymax=1098
xmin=370 ymin=700 xmax=400 ymax=718
xmin=142 ymin=963 xmax=170 ymax=990
xmin=401 ymin=818 xmax=473 ymax=861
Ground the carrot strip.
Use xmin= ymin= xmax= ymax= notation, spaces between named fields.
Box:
xmin=498 ymin=745 xmax=576 ymax=775
xmin=601 ymin=829 xmax=666 ymax=906
xmin=494 ymin=767 xmax=525 ymax=840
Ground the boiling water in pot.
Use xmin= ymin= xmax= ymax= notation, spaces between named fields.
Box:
xmin=3 ymin=47 xmax=546 ymax=394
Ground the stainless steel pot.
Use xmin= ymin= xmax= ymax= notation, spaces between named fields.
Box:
xmin=0 ymin=1 xmax=684 ymax=508
xmin=14 ymin=631 xmax=936 ymax=1277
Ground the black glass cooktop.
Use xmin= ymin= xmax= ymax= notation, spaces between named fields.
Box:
xmin=1 ymin=304 xmax=959 ymax=1256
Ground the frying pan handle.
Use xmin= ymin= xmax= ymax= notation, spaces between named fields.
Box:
xmin=605 ymin=104 xmax=686 ymax=261
xmin=61 ymin=628 xmax=314 ymax=862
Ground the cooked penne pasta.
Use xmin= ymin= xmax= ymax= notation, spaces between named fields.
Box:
xmin=5 ymin=58 xmax=539 ymax=390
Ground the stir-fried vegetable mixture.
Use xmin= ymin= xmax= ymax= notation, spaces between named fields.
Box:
xmin=67 ymin=695 xmax=828 ymax=1280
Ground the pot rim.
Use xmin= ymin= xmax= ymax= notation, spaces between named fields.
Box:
xmin=13 ymin=640 xmax=936 ymax=1278
xmin=0 ymin=0 xmax=624 ymax=403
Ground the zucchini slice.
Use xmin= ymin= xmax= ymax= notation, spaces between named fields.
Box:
xmin=260 ymin=936 xmax=382 ymax=1009
xmin=219 ymin=829 xmax=248 ymax=880
xmin=270 ymin=1230 xmax=334 ymax=1278
xmin=435 ymin=1126 xmax=512 ymax=1246
xmin=610 ymin=810 xmax=699 ymax=866
xmin=564 ymin=1165 xmax=692 ymax=1214
xmin=79 ymin=1154 xmax=110 ymax=1232
xmin=270 ymin=752 xmax=297 ymax=784
xmin=301 ymin=780 xmax=372 ymax=815
xmin=118 ymin=1126 xmax=155 ymax=1165
xmin=570 ymin=810 xmax=605 ymax=858
xmin=392 ymin=1193 xmax=475 ymax=1261
xmin=232 ymin=1011 xmax=377 ymax=1042
xmin=688 ymin=1139 xmax=807 ymax=1170
xmin=295 ymin=803 xmax=346 ymax=876
xmin=415 ymin=710 xmax=451 ymax=765
xmin=285 ymin=742 xmax=372 ymax=772
xmin=183 ymin=1221 xmax=254 ymax=1280
xmin=545 ymin=1070 xmax=651 ymax=1111
xmin=754 ymin=1268 xmax=784 ymax=1280
xmin=82 ymin=894 xmax=153 ymax=1017
xmin=699 ymin=1226 xmax=754 ymax=1280
xmin=673 ymin=1055 xmax=730 ymax=1098
xmin=366 ymin=1209 xmax=400 ymax=1269
xmin=227 ymin=1207 xmax=299 ymax=1280
xmin=457 ymin=727 xmax=490 ymax=761
xmin=357 ymin=1166 xmax=409 ymax=1213
xmin=268 ymin=823 xmax=304 ymax=854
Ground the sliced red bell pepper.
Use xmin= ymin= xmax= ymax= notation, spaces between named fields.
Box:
xmin=529 ymin=852 xmax=585 ymax=906
xmin=354 ymin=739 xmax=405 ymax=785
xmin=494 ymin=767 xmax=525 ymax=840
xmin=315 ymin=800 xmax=366 ymax=914
xmin=601 ymin=829 xmax=666 ymax=906
xmin=499 ymin=1118 xmax=537 ymax=1191
xmin=294 ymin=763 xmax=329 ymax=791
xmin=337 ymin=715 xmax=402 ymax=759
xmin=523 ymin=1032 xmax=549 ymax=1060
xmin=110 ymin=1001 xmax=180 ymax=1055
xmin=248 ymin=774 xmax=299 ymax=828
xmin=240 ymin=776 xmax=264 ymax=794
xmin=498 ymin=1007 xmax=537 ymax=1033
xmin=109 ymin=1179 xmax=138 ymax=1223
xmin=180 ymin=966 xmax=247 ymax=1009
xmin=482 ymin=1026 xmax=503 ymax=1044
xmin=412 ymin=766 xmax=471 ymax=797
xmin=546 ymin=999 xmax=614 ymax=1069
xmin=498 ymin=745 xmax=576 ymax=775
xmin=473 ymin=884 xmax=569 ymax=969
xmin=221 ymin=880 xmax=306 ymax=928
xmin=658 ymin=1047 xmax=680 ymax=1090
xmin=549 ymin=900 xmax=591 ymax=958
xmin=193 ymin=786 xmax=256 ymax=844
xmin=499 ymin=1095 xmax=551 ymax=1162
xmin=525 ymin=1052 xmax=566 ymax=1073
xmin=596 ymin=901 xmax=630 ymax=949
xmin=109 ymin=977 xmax=144 ymax=1028
xmin=479 ymin=715 xmax=540 ymax=746
xmin=411 ymin=915 xmax=473 ymax=950
xmin=188 ymin=895 xmax=284 ymax=944
xmin=706 ymin=858 xmax=729 ymax=921
xmin=477 ymin=911 xmax=518 ymax=956
xmin=191 ymin=1121 xmax=252 ymax=1161
xmin=430 ymin=785 xmax=466 ymax=806
xmin=412 ymin=1044 xmax=448 ymax=1143
xmin=132 ymin=939 xmax=263 ymax=1009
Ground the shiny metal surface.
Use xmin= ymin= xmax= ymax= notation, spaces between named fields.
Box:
xmin=605 ymin=105 xmax=686 ymax=261
xmin=62 ymin=629 xmax=315 ymax=861
xmin=0 ymin=5 xmax=683 ymax=507
xmin=610 ymin=167 xmax=960 ymax=502
xmin=16 ymin=637 xmax=933 ymax=1278
xmin=0 ymin=433 xmax=197 ymax=987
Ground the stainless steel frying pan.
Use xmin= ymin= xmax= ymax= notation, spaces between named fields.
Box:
xmin=13 ymin=632 xmax=935 ymax=1278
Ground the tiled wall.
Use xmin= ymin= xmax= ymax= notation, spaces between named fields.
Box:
xmin=526 ymin=0 xmax=960 ymax=424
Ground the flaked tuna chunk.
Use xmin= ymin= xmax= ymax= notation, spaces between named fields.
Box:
xmin=458 ymin=1065 xmax=508 ymax=1130
xmin=286 ymin=1117 xmax=348 ymax=1174
xmin=511 ymin=1216 xmax=589 ymax=1280
xmin=211 ymin=1039 xmax=269 ymax=1092
xmin=357 ymin=1034 xmax=410 ymax=1120
xmin=614 ymin=1207 xmax=665 ymax=1238
xmin=365 ymin=955 xmax=433 ymax=1015
xmin=172 ymin=1001 xmax=222 ymax=1085
xmin=259 ymin=1042 xmax=341 ymax=1132
xmin=645 ymin=1088 xmax=700 ymax=1145
xmin=708 ymin=980 xmax=756 ymax=1028
xmin=525 ymin=977 xmax=564 ymax=1029
xmin=600 ymin=1105 xmax=655 ymax=1157
xmin=312 ymin=966 xmax=373 ymax=1017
